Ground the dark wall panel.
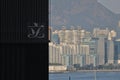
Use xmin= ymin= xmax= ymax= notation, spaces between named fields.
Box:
xmin=1 ymin=0 xmax=48 ymax=43
xmin=1 ymin=0 xmax=48 ymax=80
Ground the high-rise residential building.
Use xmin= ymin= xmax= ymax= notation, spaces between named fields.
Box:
xmin=114 ymin=40 xmax=120 ymax=64
xmin=89 ymin=55 xmax=98 ymax=67
xmin=52 ymin=31 xmax=60 ymax=44
xmin=73 ymin=30 xmax=78 ymax=44
xmin=118 ymin=21 xmax=120 ymax=27
xmin=60 ymin=43 xmax=73 ymax=66
xmin=80 ymin=55 xmax=86 ymax=67
xmin=97 ymin=37 xmax=106 ymax=65
xmin=88 ymin=39 xmax=98 ymax=66
xmin=49 ymin=27 xmax=118 ymax=67
xmin=49 ymin=42 xmax=56 ymax=64
xmin=106 ymin=30 xmax=117 ymax=64
xmin=81 ymin=45 xmax=89 ymax=64
xmin=49 ymin=26 xmax=52 ymax=41
xmin=93 ymin=28 xmax=109 ymax=38
xmin=93 ymin=28 xmax=116 ymax=65
xmin=64 ymin=30 xmax=73 ymax=44
xmin=107 ymin=40 xmax=114 ymax=64
xmin=110 ymin=30 xmax=117 ymax=38
xmin=49 ymin=42 xmax=53 ymax=64
xmin=116 ymin=21 xmax=120 ymax=38
xmin=108 ymin=30 xmax=117 ymax=40
xmin=58 ymin=30 xmax=65 ymax=43
xmin=52 ymin=44 xmax=57 ymax=63
xmin=49 ymin=42 xmax=63 ymax=65
xmin=55 ymin=45 xmax=60 ymax=64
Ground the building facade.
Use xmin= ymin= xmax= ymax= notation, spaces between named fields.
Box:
xmin=49 ymin=27 xmax=118 ymax=67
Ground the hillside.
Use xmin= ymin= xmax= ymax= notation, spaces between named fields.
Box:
xmin=49 ymin=0 xmax=120 ymax=32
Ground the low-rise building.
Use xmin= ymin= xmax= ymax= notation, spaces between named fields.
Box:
xmin=49 ymin=65 xmax=67 ymax=72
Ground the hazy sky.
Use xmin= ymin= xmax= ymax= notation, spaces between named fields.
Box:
xmin=98 ymin=0 xmax=120 ymax=14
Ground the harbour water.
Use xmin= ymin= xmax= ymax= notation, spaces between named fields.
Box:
xmin=49 ymin=71 xmax=120 ymax=80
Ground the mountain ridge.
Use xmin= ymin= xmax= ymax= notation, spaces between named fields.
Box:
xmin=49 ymin=0 xmax=120 ymax=32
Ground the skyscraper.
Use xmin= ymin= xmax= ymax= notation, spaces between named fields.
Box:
xmin=114 ymin=40 xmax=120 ymax=64
xmin=97 ymin=37 xmax=106 ymax=65
xmin=107 ymin=40 xmax=114 ymax=64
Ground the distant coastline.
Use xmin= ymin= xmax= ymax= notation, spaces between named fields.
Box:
xmin=77 ymin=69 xmax=120 ymax=72
xmin=49 ymin=69 xmax=120 ymax=74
